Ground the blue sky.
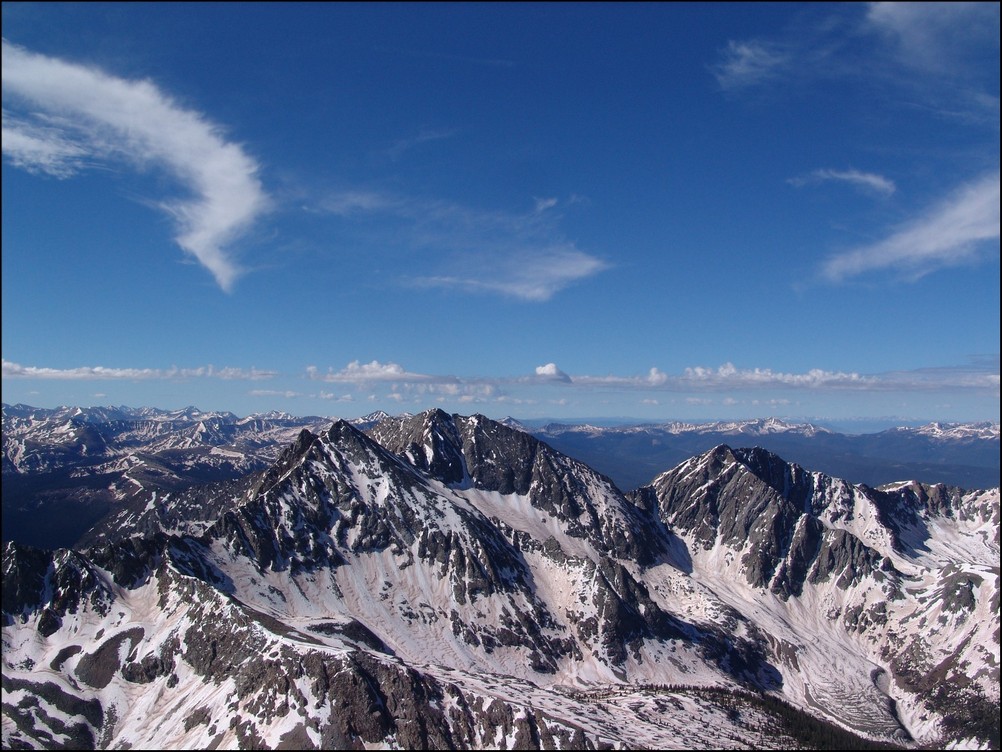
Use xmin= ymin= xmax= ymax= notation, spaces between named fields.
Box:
xmin=2 ymin=3 xmax=999 ymax=425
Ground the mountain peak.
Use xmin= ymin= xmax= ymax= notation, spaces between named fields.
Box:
xmin=367 ymin=409 xmax=469 ymax=485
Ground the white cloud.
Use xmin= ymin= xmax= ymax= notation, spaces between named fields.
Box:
xmin=296 ymin=357 xmax=997 ymax=407
xmin=533 ymin=196 xmax=559 ymax=213
xmin=1 ymin=109 xmax=90 ymax=177
xmin=321 ymin=189 xmax=608 ymax=301
xmin=2 ymin=359 xmax=276 ymax=381
xmin=680 ymin=362 xmax=875 ymax=389
xmin=317 ymin=391 xmax=354 ymax=402
xmin=309 ymin=360 xmax=444 ymax=384
xmin=557 ymin=363 xmax=877 ymax=391
xmin=417 ymin=246 xmax=608 ymax=302
xmin=789 ymin=168 xmax=896 ymax=197
xmin=712 ymin=40 xmax=789 ymax=90
xmin=543 ymin=361 xmax=997 ymax=393
xmin=213 ymin=367 xmax=276 ymax=381
xmin=866 ymin=2 xmax=1000 ymax=73
xmin=646 ymin=367 xmax=669 ymax=386
xmin=1 ymin=40 xmax=268 ymax=291
xmin=714 ymin=5 xmax=999 ymax=125
xmin=822 ymin=171 xmax=1000 ymax=282
xmin=534 ymin=363 xmax=571 ymax=382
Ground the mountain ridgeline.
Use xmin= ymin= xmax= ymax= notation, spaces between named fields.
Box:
xmin=2 ymin=408 xmax=999 ymax=749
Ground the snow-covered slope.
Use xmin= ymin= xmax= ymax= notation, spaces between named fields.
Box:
xmin=3 ymin=410 xmax=999 ymax=749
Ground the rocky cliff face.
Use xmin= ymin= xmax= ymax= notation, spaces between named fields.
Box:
xmin=3 ymin=411 xmax=999 ymax=749
xmin=636 ymin=443 xmax=999 ymax=746
xmin=640 ymin=445 xmax=900 ymax=597
xmin=369 ymin=410 xmax=662 ymax=563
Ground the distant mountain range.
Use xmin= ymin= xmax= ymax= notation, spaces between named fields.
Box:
xmin=3 ymin=404 xmax=997 ymax=552
xmin=2 ymin=404 xmax=364 ymax=549
xmin=2 ymin=407 xmax=997 ymax=749
xmin=527 ymin=417 xmax=999 ymax=493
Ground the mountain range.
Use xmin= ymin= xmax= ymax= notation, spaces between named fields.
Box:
xmin=3 ymin=404 xmax=997 ymax=551
xmin=528 ymin=417 xmax=1000 ymax=493
xmin=2 ymin=406 xmax=999 ymax=749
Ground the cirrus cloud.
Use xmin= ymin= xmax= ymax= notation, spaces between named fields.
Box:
xmin=822 ymin=171 xmax=1000 ymax=282
xmin=321 ymin=188 xmax=608 ymax=301
xmin=712 ymin=40 xmax=790 ymax=90
xmin=788 ymin=168 xmax=896 ymax=197
xmin=2 ymin=40 xmax=268 ymax=292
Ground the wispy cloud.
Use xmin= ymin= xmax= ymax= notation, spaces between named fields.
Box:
xmin=306 ymin=361 xmax=499 ymax=405
xmin=318 ymin=392 xmax=356 ymax=402
xmin=874 ymin=357 xmax=1000 ymax=392
xmin=712 ymin=40 xmax=789 ymax=90
xmin=320 ymin=189 xmax=608 ymax=301
xmin=788 ymin=168 xmax=896 ymax=197
xmin=384 ymin=127 xmax=458 ymax=160
xmin=865 ymin=2 xmax=1000 ymax=74
xmin=712 ymin=4 xmax=1000 ymax=126
xmin=549 ymin=363 xmax=876 ymax=391
xmin=1 ymin=108 xmax=90 ymax=177
xmin=307 ymin=360 xmax=447 ymax=384
xmin=822 ymin=171 xmax=1000 ymax=282
xmin=1 ymin=40 xmax=268 ymax=291
xmin=2 ymin=359 xmax=276 ymax=381
xmin=596 ymin=361 xmax=998 ymax=393
xmin=413 ymin=245 xmax=608 ymax=302
xmin=533 ymin=196 xmax=559 ymax=213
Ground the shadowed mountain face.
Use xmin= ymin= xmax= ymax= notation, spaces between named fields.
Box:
xmin=3 ymin=409 xmax=999 ymax=749
xmin=2 ymin=404 xmax=333 ymax=549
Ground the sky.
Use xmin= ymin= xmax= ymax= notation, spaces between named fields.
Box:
xmin=2 ymin=2 xmax=999 ymax=426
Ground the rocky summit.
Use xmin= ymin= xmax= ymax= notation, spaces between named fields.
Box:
xmin=2 ymin=409 xmax=999 ymax=749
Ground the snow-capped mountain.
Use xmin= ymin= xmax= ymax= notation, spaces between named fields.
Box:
xmin=2 ymin=404 xmax=331 ymax=476
xmin=531 ymin=418 xmax=1000 ymax=492
xmin=539 ymin=417 xmax=832 ymax=438
xmin=634 ymin=445 xmax=999 ymax=746
xmin=3 ymin=410 xmax=998 ymax=749
xmin=2 ymin=404 xmax=332 ymax=549
xmin=893 ymin=421 xmax=1000 ymax=441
